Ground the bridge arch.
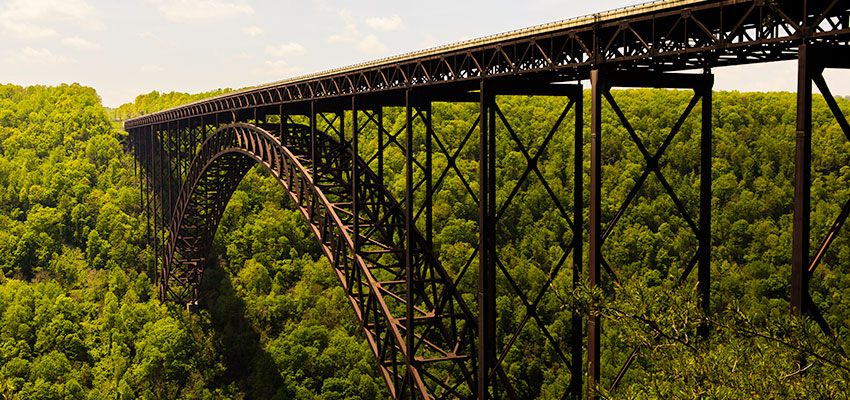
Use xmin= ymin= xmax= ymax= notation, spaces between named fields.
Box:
xmin=164 ymin=122 xmax=477 ymax=399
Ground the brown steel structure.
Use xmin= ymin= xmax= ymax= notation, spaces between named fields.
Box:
xmin=126 ymin=0 xmax=850 ymax=398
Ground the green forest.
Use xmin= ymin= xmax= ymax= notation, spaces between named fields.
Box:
xmin=0 ymin=84 xmax=848 ymax=399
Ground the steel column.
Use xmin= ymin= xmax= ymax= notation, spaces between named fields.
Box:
xmin=144 ymin=128 xmax=154 ymax=284
xmin=404 ymin=89 xmax=416 ymax=399
xmin=157 ymin=124 xmax=167 ymax=300
xmin=338 ymin=110 xmax=345 ymax=147
xmin=148 ymin=126 xmax=157 ymax=298
xmin=171 ymin=122 xmax=177 ymax=189
xmin=425 ymin=104 xmax=433 ymax=249
xmin=279 ymin=104 xmax=284 ymax=143
xmin=352 ymin=97 xmax=360 ymax=256
xmin=133 ymin=131 xmax=138 ymax=189
xmin=478 ymin=80 xmax=497 ymax=399
xmin=176 ymin=120 xmax=182 ymax=188
xmin=570 ymin=85 xmax=584 ymax=400
xmin=378 ymin=108 xmax=385 ymax=187
xmin=311 ymin=101 xmax=318 ymax=179
xmin=166 ymin=122 xmax=175 ymax=299
xmin=698 ymin=78 xmax=713 ymax=338
xmin=588 ymin=69 xmax=603 ymax=399
xmin=792 ymin=43 xmax=812 ymax=316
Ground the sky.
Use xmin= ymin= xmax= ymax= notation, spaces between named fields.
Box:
xmin=0 ymin=0 xmax=847 ymax=108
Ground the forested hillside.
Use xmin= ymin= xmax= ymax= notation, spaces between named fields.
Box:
xmin=0 ymin=84 xmax=847 ymax=399
xmin=0 ymin=84 xmax=384 ymax=399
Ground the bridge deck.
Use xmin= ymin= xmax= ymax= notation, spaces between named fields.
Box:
xmin=124 ymin=0 xmax=850 ymax=129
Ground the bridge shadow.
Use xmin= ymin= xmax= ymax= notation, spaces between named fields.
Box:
xmin=200 ymin=255 xmax=286 ymax=399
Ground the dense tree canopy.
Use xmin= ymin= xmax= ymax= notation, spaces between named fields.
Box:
xmin=0 ymin=84 xmax=847 ymax=398
xmin=0 ymin=84 xmax=384 ymax=399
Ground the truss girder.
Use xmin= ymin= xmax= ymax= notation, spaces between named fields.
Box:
xmin=125 ymin=0 xmax=850 ymax=129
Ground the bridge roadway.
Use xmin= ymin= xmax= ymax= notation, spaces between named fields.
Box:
xmin=125 ymin=0 xmax=850 ymax=399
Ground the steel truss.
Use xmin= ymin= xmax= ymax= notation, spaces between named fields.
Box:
xmin=588 ymin=70 xmax=713 ymax=398
xmin=125 ymin=0 xmax=850 ymax=129
xmin=130 ymin=78 xmax=588 ymax=399
xmin=477 ymin=82 xmax=584 ymax=400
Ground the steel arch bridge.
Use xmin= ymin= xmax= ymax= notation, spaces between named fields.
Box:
xmin=125 ymin=0 xmax=850 ymax=398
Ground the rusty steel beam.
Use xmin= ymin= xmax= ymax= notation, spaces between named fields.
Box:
xmin=477 ymin=81 xmax=496 ymax=399
xmin=404 ymin=90 xmax=420 ymax=398
xmin=792 ymin=43 xmax=813 ymax=317
xmin=570 ymin=84 xmax=584 ymax=400
xmin=698 ymin=73 xmax=712 ymax=339
xmin=588 ymin=69 xmax=604 ymax=399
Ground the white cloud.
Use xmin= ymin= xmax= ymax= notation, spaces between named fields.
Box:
xmin=242 ymin=25 xmax=263 ymax=37
xmin=61 ymin=36 xmax=100 ymax=51
xmin=365 ymin=15 xmax=404 ymax=32
xmin=5 ymin=47 xmax=74 ymax=65
xmin=259 ymin=60 xmax=304 ymax=77
xmin=314 ymin=0 xmax=354 ymax=24
xmin=148 ymin=0 xmax=254 ymax=23
xmin=328 ymin=9 xmax=390 ymax=55
xmin=328 ymin=24 xmax=359 ymax=44
xmin=356 ymin=34 xmax=388 ymax=54
xmin=140 ymin=65 xmax=164 ymax=72
xmin=135 ymin=31 xmax=176 ymax=47
xmin=0 ymin=0 xmax=95 ymax=21
xmin=329 ymin=25 xmax=388 ymax=55
xmin=336 ymin=8 xmax=354 ymax=23
xmin=265 ymin=43 xmax=306 ymax=58
xmin=0 ymin=20 xmax=56 ymax=38
xmin=0 ymin=0 xmax=104 ymax=32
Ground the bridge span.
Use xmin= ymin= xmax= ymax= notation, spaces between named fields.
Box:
xmin=125 ymin=0 xmax=850 ymax=398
